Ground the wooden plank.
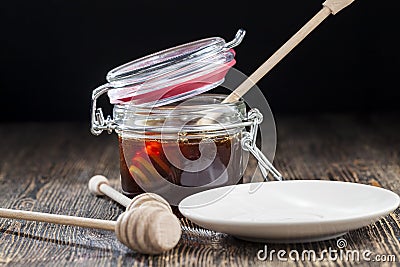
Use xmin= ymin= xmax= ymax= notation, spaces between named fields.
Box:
xmin=0 ymin=113 xmax=399 ymax=266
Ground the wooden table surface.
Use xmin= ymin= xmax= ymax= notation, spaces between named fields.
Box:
xmin=0 ymin=113 xmax=399 ymax=266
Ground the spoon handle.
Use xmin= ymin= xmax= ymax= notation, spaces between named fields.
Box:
xmin=223 ymin=0 xmax=355 ymax=103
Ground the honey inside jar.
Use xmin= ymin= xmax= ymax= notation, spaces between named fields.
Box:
xmin=119 ymin=133 xmax=243 ymax=196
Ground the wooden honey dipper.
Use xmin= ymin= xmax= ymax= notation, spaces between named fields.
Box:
xmin=0 ymin=204 xmax=181 ymax=255
xmin=88 ymin=175 xmax=173 ymax=213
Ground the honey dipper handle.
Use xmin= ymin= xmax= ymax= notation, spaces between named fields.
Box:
xmin=0 ymin=208 xmax=116 ymax=231
xmin=88 ymin=175 xmax=131 ymax=207
xmin=99 ymin=183 xmax=131 ymax=207
xmin=223 ymin=0 xmax=354 ymax=103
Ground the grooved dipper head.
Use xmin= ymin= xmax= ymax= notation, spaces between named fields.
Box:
xmin=115 ymin=207 xmax=182 ymax=254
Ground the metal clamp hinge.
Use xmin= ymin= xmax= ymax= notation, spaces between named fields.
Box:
xmin=242 ymin=108 xmax=283 ymax=181
xmin=90 ymin=84 xmax=116 ymax=135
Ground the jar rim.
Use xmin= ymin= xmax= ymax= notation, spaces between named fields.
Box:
xmin=113 ymin=94 xmax=249 ymax=135
xmin=114 ymin=94 xmax=244 ymax=112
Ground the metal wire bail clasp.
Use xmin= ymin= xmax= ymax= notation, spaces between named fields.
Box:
xmin=242 ymin=109 xmax=283 ymax=181
xmin=224 ymin=29 xmax=246 ymax=50
xmin=91 ymin=84 xmax=116 ymax=135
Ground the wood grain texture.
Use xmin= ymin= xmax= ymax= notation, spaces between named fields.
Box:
xmin=0 ymin=113 xmax=399 ymax=266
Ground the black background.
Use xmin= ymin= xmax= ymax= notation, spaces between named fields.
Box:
xmin=1 ymin=1 xmax=399 ymax=122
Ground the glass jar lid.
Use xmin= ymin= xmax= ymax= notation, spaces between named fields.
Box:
xmin=104 ymin=29 xmax=246 ymax=107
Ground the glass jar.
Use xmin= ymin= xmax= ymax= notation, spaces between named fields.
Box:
xmin=90 ymin=29 xmax=282 ymax=205
xmin=115 ymin=94 xmax=245 ymax=198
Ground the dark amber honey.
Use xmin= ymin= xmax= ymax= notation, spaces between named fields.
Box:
xmin=119 ymin=134 xmax=243 ymax=198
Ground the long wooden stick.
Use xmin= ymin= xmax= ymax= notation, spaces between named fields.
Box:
xmin=0 ymin=208 xmax=115 ymax=231
xmin=222 ymin=0 xmax=355 ymax=103
xmin=88 ymin=175 xmax=173 ymax=213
